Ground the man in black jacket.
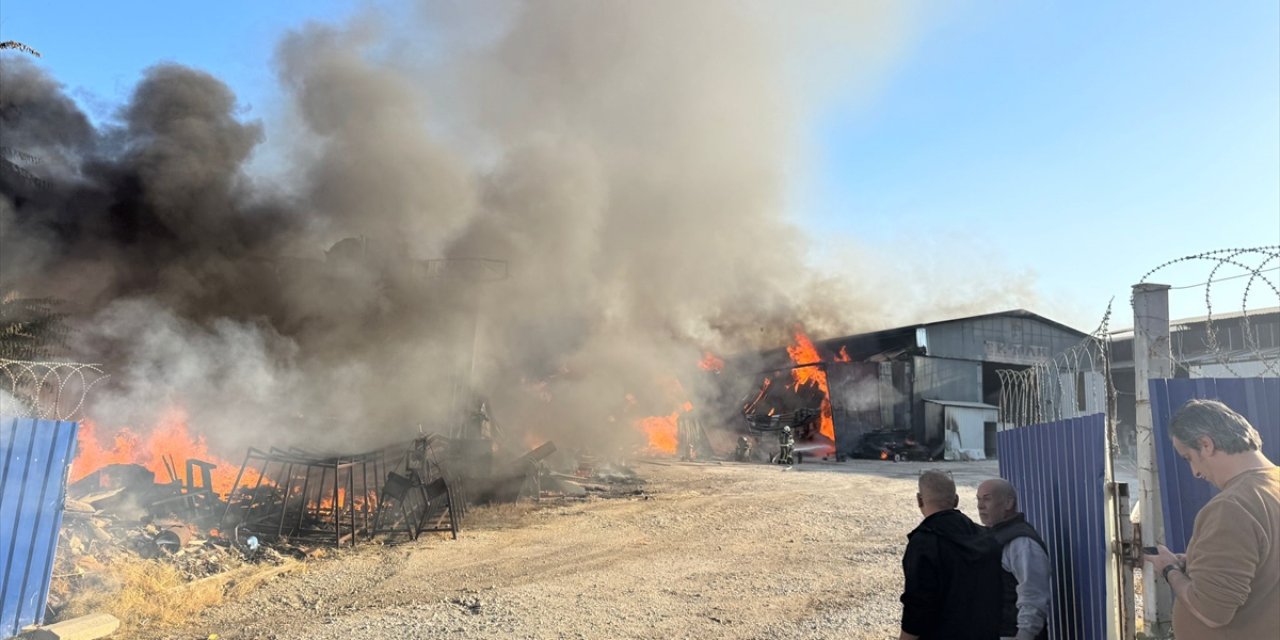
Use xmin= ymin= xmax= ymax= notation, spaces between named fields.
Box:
xmin=900 ymin=470 xmax=1004 ymax=640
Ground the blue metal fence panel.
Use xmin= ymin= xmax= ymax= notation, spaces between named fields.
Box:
xmin=1150 ymin=377 xmax=1280 ymax=552
xmin=0 ymin=416 xmax=79 ymax=638
xmin=998 ymin=413 xmax=1107 ymax=640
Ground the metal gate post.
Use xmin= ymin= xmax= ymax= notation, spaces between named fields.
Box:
xmin=1132 ymin=283 xmax=1173 ymax=637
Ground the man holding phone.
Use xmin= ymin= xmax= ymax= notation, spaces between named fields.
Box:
xmin=1144 ymin=399 xmax=1280 ymax=639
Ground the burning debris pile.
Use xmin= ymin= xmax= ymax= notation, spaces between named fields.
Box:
xmin=850 ymin=429 xmax=931 ymax=462
xmin=735 ymin=331 xmax=841 ymax=463
xmin=47 ymin=463 xmax=295 ymax=624
xmin=43 ymin=424 xmax=634 ymax=632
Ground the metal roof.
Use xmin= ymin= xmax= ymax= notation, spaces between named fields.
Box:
xmin=923 ymin=399 xmax=1000 ymax=410
xmin=730 ymin=308 xmax=1090 ymax=371
xmin=916 ymin=308 xmax=1089 ymax=336
xmin=814 ymin=308 xmax=1089 ymax=353
xmin=1110 ymin=306 xmax=1279 ymax=336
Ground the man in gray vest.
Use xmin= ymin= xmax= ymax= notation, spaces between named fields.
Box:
xmin=977 ymin=478 xmax=1051 ymax=640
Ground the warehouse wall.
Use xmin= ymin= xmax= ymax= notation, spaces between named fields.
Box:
xmin=911 ymin=356 xmax=981 ymax=439
xmin=922 ymin=315 xmax=1084 ymax=364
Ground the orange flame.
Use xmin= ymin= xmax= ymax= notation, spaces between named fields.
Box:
xmin=785 ymin=331 xmax=836 ymax=455
xmin=639 ymin=413 xmax=681 ymax=454
xmin=72 ymin=409 xmax=256 ymax=496
xmin=834 ymin=346 xmax=852 ymax=363
xmin=633 ymin=377 xmax=697 ymax=455
xmin=318 ymin=488 xmax=356 ymax=512
xmin=699 ymin=351 xmax=725 ymax=372
xmin=743 ymin=376 xmax=772 ymax=414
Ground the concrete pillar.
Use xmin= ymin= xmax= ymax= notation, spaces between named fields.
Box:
xmin=1132 ymin=282 xmax=1173 ymax=637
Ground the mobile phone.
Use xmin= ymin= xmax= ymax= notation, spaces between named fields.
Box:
xmin=1142 ymin=546 xmax=1159 ymax=554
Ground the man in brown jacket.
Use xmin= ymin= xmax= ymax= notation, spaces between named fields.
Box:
xmin=1146 ymin=399 xmax=1280 ymax=640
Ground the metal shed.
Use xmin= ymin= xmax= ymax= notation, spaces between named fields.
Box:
xmin=923 ymin=399 xmax=998 ymax=460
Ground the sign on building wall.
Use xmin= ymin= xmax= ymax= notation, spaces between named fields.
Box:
xmin=984 ymin=341 xmax=1051 ymax=365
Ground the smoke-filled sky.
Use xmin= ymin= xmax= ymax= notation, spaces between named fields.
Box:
xmin=5 ymin=1 xmax=1277 ymax=324
xmin=1 ymin=1 xmax=1277 ymax=452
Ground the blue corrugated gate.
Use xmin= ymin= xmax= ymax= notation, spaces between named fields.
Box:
xmin=998 ymin=413 xmax=1107 ymax=640
xmin=1150 ymin=377 xmax=1280 ymax=552
xmin=0 ymin=416 xmax=79 ymax=638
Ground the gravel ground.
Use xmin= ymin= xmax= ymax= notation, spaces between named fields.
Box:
xmin=141 ymin=458 xmax=1002 ymax=640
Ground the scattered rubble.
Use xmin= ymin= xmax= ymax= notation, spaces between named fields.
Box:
xmin=32 ymin=423 xmax=677 ymax=640
xmin=48 ymin=467 xmax=295 ymax=620
xmin=851 ymin=429 xmax=934 ymax=461
xmin=45 ymin=434 xmax=631 ymax=631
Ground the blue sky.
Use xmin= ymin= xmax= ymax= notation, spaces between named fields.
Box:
xmin=803 ymin=2 xmax=1279 ymax=325
xmin=0 ymin=0 xmax=355 ymax=118
xmin=2 ymin=1 xmax=1277 ymax=328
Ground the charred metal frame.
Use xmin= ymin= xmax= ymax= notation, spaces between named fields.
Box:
xmin=217 ymin=433 xmax=548 ymax=546
xmin=372 ymin=434 xmax=462 ymax=541
xmin=220 ymin=445 xmax=403 ymax=547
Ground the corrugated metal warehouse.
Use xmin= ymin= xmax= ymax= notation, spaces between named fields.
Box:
xmin=732 ymin=309 xmax=1089 ymax=460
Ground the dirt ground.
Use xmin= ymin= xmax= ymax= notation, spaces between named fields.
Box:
xmin=141 ymin=458 xmax=1003 ymax=640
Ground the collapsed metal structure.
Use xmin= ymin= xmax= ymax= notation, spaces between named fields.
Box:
xmin=218 ymin=435 xmax=554 ymax=547
xmin=220 ymin=444 xmax=405 ymax=547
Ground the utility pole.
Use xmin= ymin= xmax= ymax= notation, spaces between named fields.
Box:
xmin=1132 ymin=282 xmax=1173 ymax=637
xmin=420 ymin=258 xmax=509 ymax=439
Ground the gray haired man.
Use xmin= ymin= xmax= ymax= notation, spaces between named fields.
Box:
xmin=977 ymin=479 xmax=1051 ymax=640
xmin=1144 ymin=399 xmax=1279 ymax=639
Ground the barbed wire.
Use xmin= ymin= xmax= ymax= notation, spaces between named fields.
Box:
xmin=0 ymin=358 xmax=108 ymax=421
xmin=998 ymin=302 xmax=1114 ymax=430
xmin=1134 ymin=246 xmax=1279 ymax=377
xmin=1168 ymin=266 xmax=1280 ymax=290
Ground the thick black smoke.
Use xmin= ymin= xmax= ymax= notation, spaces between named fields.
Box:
xmin=2 ymin=61 xmax=297 ymax=316
xmin=3 ymin=2 xmax=1030 ymax=455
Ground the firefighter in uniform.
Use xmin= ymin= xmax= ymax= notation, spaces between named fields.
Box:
xmin=777 ymin=426 xmax=795 ymax=465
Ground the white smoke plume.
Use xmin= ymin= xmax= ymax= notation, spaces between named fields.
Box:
xmin=1 ymin=2 xmax=969 ymax=455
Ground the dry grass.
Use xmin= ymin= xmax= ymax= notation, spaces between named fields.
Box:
xmin=57 ymin=556 xmax=222 ymax=629
xmin=55 ymin=556 xmax=301 ymax=634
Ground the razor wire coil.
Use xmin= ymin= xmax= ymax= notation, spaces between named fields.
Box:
xmin=0 ymin=358 xmax=107 ymax=421
xmin=997 ymin=302 xmax=1114 ymax=433
xmin=1133 ymin=246 xmax=1279 ymax=377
